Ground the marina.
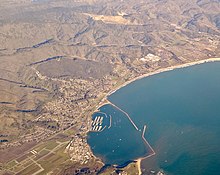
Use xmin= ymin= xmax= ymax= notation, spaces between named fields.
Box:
xmin=90 ymin=112 xmax=109 ymax=132
xmin=88 ymin=104 xmax=149 ymax=165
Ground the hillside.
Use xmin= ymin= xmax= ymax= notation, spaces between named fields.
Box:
xmin=0 ymin=0 xmax=219 ymax=174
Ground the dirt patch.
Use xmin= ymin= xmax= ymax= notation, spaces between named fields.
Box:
xmin=0 ymin=141 xmax=37 ymax=163
xmin=37 ymin=58 xmax=112 ymax=79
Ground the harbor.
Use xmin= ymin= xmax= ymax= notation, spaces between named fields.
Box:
xmin=87 ymin=103 xmax=150 ymax=165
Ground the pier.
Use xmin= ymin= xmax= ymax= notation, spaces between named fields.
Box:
xmin=100 ymin=125 xmax=106 ymax=132
xmin=97 ymin=126 xmax=102 ymax=131
xmin=99 ymin=117 xmax=103 ymax=124
xmin=96 ymin=116 xmax=100 ymax=124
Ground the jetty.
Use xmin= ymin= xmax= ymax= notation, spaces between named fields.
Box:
xmin=108 ymin=115 xmax=112 ymax=129
xmin=142 ymin=125 xmax=155 ymax=157
xmin=98 ymin=111 xmax=108 ymax=118
xmin=109 ymin=102 xmax=139 ymax=131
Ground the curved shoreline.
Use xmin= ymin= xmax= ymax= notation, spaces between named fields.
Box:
xmin=107 ymin=58 xmax=220 ymax=98
xmin=95 ymin=58 xmax=220 ymax=113
xmin=92 ymin=57 xmax=220 ymax=174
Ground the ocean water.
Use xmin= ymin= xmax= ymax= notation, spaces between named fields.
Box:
xmin=88 ymin=104 xmax=149 ymax=165
xmin=87 ymin=62 xmax=220 ymax=174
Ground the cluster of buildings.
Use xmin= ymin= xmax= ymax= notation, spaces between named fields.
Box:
xmin=65 ymin=134 xmax=93 ymax=164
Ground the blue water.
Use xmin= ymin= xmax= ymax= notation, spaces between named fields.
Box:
xmin=88 ymin=62 xmax=220 ymax=174
xmin=88 ymin=104 xmax=148 ymax=165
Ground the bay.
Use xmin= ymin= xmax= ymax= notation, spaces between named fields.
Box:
xmin=88 ymin=62 xmax=220 ymax=174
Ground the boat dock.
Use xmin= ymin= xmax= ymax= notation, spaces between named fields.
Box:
xmin=90 ymin=113 xmax=107 ymax=132
xmin=92 ymin=116 xmax=103 ymax=126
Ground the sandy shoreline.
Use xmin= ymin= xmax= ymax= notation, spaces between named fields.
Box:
xmin=107 ymin=57 xmax=220 ymax=98
xmin=137 ymin=159 xmax=142 ymax=175
xmin=92 ymin=57 xmax=220 ymax=174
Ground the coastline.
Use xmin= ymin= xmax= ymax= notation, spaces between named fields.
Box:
xmin=91 ymin=57 xmax=220 ymax=174
xmin=107 ymin=57 xmax=220 ymax=98
xmin=95 ymin=58 xmax=220 ymax=112
xmin=137 ymin=159 xmax=142 ymax=175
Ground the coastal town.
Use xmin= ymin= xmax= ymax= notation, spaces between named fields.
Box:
xmin=1 ymin=55 xmax=220 ymax=174
xmin=66 ymin=134 xmax=93 ymax=164
xmin=0 ymin=0 xmax=220 ymax=174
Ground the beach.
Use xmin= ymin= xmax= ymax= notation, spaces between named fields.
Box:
xmin=137 ymin=159 xmax=142 ymax=175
